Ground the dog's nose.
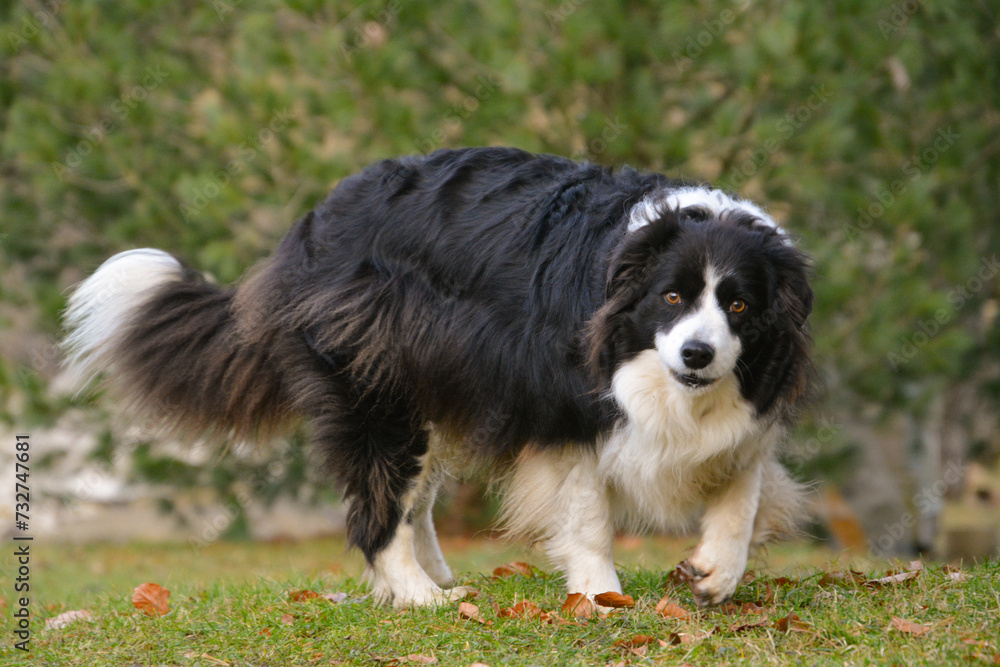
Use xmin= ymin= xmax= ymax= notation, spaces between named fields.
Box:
xmin=681 ymin=341 xmax=715 ymax=370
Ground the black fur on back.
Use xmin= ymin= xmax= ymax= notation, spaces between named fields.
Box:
xmin=236 ymin=147 xmax=678 ymax=455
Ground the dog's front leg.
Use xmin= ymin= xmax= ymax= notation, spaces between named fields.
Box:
xmin=505 ymin=449 xmax=621 ymax=599
xmin=544 ymin=458 xmax=622 ymax=599
xmin=681 ymin=459 xmax=762 ymax=606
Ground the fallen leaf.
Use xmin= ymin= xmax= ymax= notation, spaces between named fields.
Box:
xmin=719 ymin=600 xmax=770 ymax=616
xmin=654 ymin=596 xmax=690 ymax=619
xmin=280 ymin=613 xmax=294 ymax=625
xmin=288 ymin=589 xmax=321 ymax=602
xmin=561 ymin=593 xmax=595 ymax=619
xmin=771 ymin=577 xmax=797 ymax=586
xmin=667 ymin=629 xmax=713 ymax=645
xmin=458 ymin=602 xmax=481 ymax=621
xmin=405 ymin=654 xmax=437 ymax=664
xmin=866 ymin=570 xmax=921 ymax=589
xmin=667 ymin=562 xmax=696 ymax=587
xmin=943 ymin=565 xmax=968 ymax=583
xmin=594 ymin=591 xmax=634 ymax=608
xmin=45 ymin=609 xmax=94 ymax=629
xmin=258 ymin=627 xmax=272 ymax=636
xmin=468 ymin=663 xmax=490 ymax=667
xmin=774 ymin=612 xmax=811 ymax=632
xmin=614 ymin=635 xmax=656 ymax=649
xmin=492 ymin=562 xmax=535 ymax=579
xmin=132 ymin=583 xmax=170 ymax=617
xmin=730 ymin=618 xmax=770 ymax=633
xmin=498 ymin=600 xmax=543 ymax=619
xmin=889 ymin=616 xmax=932 ymax=636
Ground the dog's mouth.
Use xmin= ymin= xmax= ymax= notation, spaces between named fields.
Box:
xmin=672 ymin=372 xmax=717 ymax=389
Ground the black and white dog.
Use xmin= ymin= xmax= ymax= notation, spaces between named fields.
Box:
xmin=64 ymin=147 xmax=812 ymax=607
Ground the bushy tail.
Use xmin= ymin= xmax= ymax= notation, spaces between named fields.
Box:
xmin=62 ymin=249 xmax=293 ymax=442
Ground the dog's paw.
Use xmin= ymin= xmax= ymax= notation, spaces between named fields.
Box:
xmin=677 ymin=552 xmax=744 ymax=607
xmin=386 ymin=584 xmax=478 ymax=608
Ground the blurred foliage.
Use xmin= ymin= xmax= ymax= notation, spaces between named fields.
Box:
xmin=1 ymin=1 xmax=998 ymax=503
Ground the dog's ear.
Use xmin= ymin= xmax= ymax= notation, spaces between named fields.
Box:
xmin=586 ymin=210 xmax=682 ymax=381
xmin=770 ymin=242 xmax=813 ymax=407
xmin=772 ymin=244 xmax=813 ymax=331
xmin=605 ymin=209 xmax=682 ymax=300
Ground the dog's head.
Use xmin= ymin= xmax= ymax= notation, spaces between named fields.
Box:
xmin=587 ymin=207 xmax=813 ymax=416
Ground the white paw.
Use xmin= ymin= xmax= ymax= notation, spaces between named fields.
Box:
xmin=678 ymin=546 xmax=747 ymax=607
xmin=376 ymin=583 xmax=477 ymax=608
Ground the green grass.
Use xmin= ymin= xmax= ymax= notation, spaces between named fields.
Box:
xmin=2 ymin=538 xmax=998 ymax=665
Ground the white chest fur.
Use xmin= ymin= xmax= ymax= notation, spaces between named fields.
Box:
xmin=598 ymin=349 xmax=764 ymax=532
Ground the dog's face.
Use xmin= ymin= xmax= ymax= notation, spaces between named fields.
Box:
xmin=589 ymin=209 xmax=813 ymax=415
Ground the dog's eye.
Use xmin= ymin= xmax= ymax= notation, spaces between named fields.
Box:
xmin=665 ymin=291 xmax=681 ymax=305
xmin=729 ymin=299 xmax=747 ymax=314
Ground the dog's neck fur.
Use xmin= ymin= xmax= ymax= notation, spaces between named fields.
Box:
xmin=598 ymin=349 xmax=770 ymax=532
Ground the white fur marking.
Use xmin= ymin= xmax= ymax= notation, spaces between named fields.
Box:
xmin=656 ymin=268 xmax=742 ymax=384
xmin=602 ymin=349 xmax=759 ymax=532
xmin=627 ymin=186 xmax=787 ymax=240
xmin=62 ymin=248 xmax=183 ymax=389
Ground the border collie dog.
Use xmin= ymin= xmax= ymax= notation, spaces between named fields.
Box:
xmin=64 ymin=147 xmax=812 ymax=607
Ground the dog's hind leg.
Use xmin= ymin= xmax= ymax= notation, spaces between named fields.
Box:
xmin=303 ymin=365 xmax=468 ymax=607
xmin=408 ymin=454 xmax=454 ymax=587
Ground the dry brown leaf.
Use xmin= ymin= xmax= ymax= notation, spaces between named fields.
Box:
xmin=280 ymin=613 xmax=294 ymax=625
xmin=944 ymin=566 xmax=968 ymax=583
xmin=667 ymin=629 xmax=713 ymax=645
xmin=404 ymin=654 xmax=437 ymax=664
xmin=323 ymin=592 xmax=350 ymax=603
xmin=288 ymin=589 xmax=321 ymax=602
xmin=889 ymin=616 xmax=932 ymax=636
xmin=774 ymin=612 xmax=811 ymax=632
xmin=561 ymin=593 xmax=595 ymax=619
xmin=458 ymin=601 xmax=492 ymax=626
xmin=771 ymin=577 xmax=797 ymax=586
xmin=132 ymin=583 xmax=170 ymax=617
xmin=258 ymin=627 xmax=272 ymax=636
xmin=498 ymin=600 xmax=543 ymax=619
xmin=614 ymin=635 xmax=656 ymax=649
xmin=492 ymin=562 xmax=535 ymax=579
xmin=45 ymin=609 xmax=94 ymax=630
xmin=866 ymin=569 xmax=921 ymax=589
xmin=719 ymin=600 xmax=771 ymax=616
xmin=666 ymin=562 xmax=696 ymax=587
xmin=730 ymin=618 xmax=770 ymax=633
xmin=654 ymin=596 xmax=690 ymax=619
xmin=594 ymin=591 xmax=634 ymax=608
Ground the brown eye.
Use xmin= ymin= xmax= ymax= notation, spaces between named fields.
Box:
xmin=665 ymin=291 xmax=681 ymax=305
xmin=730 ymin=299 xmax=747 ymax=314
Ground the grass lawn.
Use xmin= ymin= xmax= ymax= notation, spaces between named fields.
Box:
xmin=2 ymin=536 xmax=998 ymax=665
